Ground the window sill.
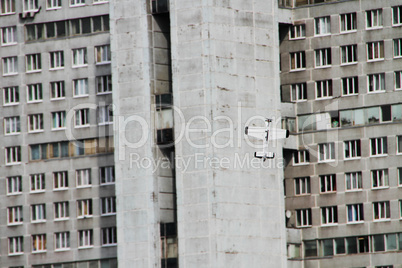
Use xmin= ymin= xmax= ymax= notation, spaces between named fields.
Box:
xmin=31 ymin=220 xmax=46 ymax=224
xmin=293 ymin=162 xmax=309 ymax=166
xmin=345 ymin=189 xmax=363 ymax=192
xmin=55 ymin=248 xmax=70 ymax=252
xmin=294 ymin=194 xmax=311 ymax=197
xmin=0 ymin=12 xmax=16 ymax=16
xmin=289 ymin=68 xmax=306 ymax=72
xmin=296 ymin=225 xmax=312 ymax=228
xmin=289 ymin=37 xmax=306 ymax=41
xmin=367 ymin=90 xmax=385 ymax=94
xmin=4 ymin=133 xmax=20 ymax=136
xmin=101 ymin=182 xmax=115 ymax=186
xmin=321 ymin=223 xmax=338 ymax=227
xmin=346 ymin=221 xmax=364 ymax=225
xmin=72 ymin=64 xmax=88 ymax=68
xmin=392 ymin=23 xmax=402 ymax=27
xmin=98 ymin=122 xmax=113 ymax=126
xmin=102 ymin=244 xmax=117 ymax=247
xmin=344 ymin=157 xmax=361 ymax=161
xmin=7 ymin=192 xmax=22 ymax=196
xmin=3 ymin=73 xmax=18 ymax=76
xmin=51 ymin=127 xmax=66 ymax=131
xmin=46 ymin=7 xmax=62 ymax=10
xmin=73 ymin=95 xmax=89 ymax=98
xmin=370 ymin=154 xmax=388 ymax=158
xmin=340 ymin=30 xmax=357 ymax=34
xmin=101 ymin=213 xmax=116 ymax=216
xmin=30 ymin=190 xmax=45 ymax=194
xmin=51 ymin=98 xmax=65 ymax=101
xmin=96 ymin=61 xmax=111 ymax=65
xmin=8 ymin=252 xmax=24 ymax=256
xmin=97 ymin=91 xmax=112 ymax=95
xmin=342 ymin=93 xmax=358 ymax=97
xmin=373 ymin=219 xmax=391 ymax=222
xmin=70 ymin=4 xmax=86 ymax=8
xmin=315 ymin=65 xmax=331 ymax=69
xmin=32 ymin=250 xmax=47 ymax=254
xmin=93 ymin=1 xmax=109 ymax=5
xmin=77 ymin=185 xmax=92 ymax=189
xmin=5 ymin=162 xmax=21 ymax=166
xmin=314 ymin=33 xmax=331 ymax=37
xmin=292 ymin=99 xmax=307 ymax=103
xmin=50 ymin=67 xmax=64 ymax=71
xmin=3 ymin=103 xmax=20 ymax=106
xmin=316 ymin=97 xmax=333 ymax=100
xmin=372 ymin=186 xmax=389 ymax=190
xmin=8 ymin=222 xmax=23 ymax=226
xmin=318 ymin=160 xmax=335 ymax=163
xmin=78 ymin=246 xmax=94 ymax=249
xmin=320 ymin=191 xmax=336 ymax=194
xmin=1 ymin=43 xmax=17 ymax=46
xmin=77 ymin=216 xmax=93 ymax=219
xmin=28 ymin=130 xmax=44 ymax=134
xmin=366 ymin=26 xmax=383 ymax=30
xmin=75 ymin=125 xmax=90 ymax=129
xmin=27 ymin=100 xmax=43 ymax=104
xmin=54 ymin=218 xmax=69 ymax=222
xmin=340 ymin=62 xmax=358 ymax=66
xmin=367 ymin=58 xmax=384 ymax=63
xmin=26 ymin=70 xmax=42 ymax=74
xmin=53 ymin=188 xmax=68 ymax=191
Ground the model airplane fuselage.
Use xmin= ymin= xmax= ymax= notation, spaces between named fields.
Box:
xmin=245 ymin=119 xmax=289 ymax=160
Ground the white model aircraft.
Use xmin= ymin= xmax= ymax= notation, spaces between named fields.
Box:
xmin=245 ymin=119 xmax=289 ymax=160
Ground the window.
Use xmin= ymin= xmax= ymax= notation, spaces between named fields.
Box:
xmin=75 ymin=109 xmax=90 ymax=127
xmin=316 ymin=80 xmax=332 ymax=99
xmin=8 ymin=237 xmax=23 ymax=255
xmin=26 ymin=54 xmax=41 ymax=72
xmin=318 ymin=142 xmax=335 ymax=162
xmin=72 ymin=48 xmax=87 ymax=67
xmin=29 ymin=144 xmax=48 ymax=161
xmin=7 ymin=176 xmax=22 ymax=195
xmin=47 ymin=0 xmax=61 ymax=9
xmin=370 ymin=137 xmax=387 ymax=156
xmin=27 ymin=83 xmax=43 ymax=103
xmin=397 ymin=136 xmax=402 ymax=154
xmin=394 ymin=39 xmax=402 ymax=59
xmin=31 ymin=204 xmax=46 ymax=222
xmin=367 ymin=41 xmax=384 ymax=61
xmin=94 ymin=0 xmax=108 ymax=3
xmin=52 ymin=111 xmax=66 ymax=129
xmin=342 ymin=77 xmax=358 ymax=96
xmin=28 ymin=114 xmax=44 ymax=132
xmin=373 ymin=201 xmax=390 ymax=221
xmin=315 ymin=16 xmax=330 ymax=36
xmin=396 ymin=71 xmax=402 ymax=90
xmin=393 ymin=6 xmax=402 ymax=26
xmin=76 ymin=169 xmax=91 ymax=187
xmin=1 ymin=26 xmax=16 ymax=45
xmin=53 ymin=171 xmax=68 ymax=190
xmin=77 ymin=199 xmax=93 ymax=218
xmin=101 ymin=197 xmax=116 ymax=215
xmin=70 ymin=0 xmax=85 ymax=6
xmin=345 ymin=172 xmax=362 ymax=191
xmin=30 ymin=173 xmax=45 ymax=192
xmin=368 ymin=73 xmax=385 ymax=93
xmin=95 ymin=45 xmax=111 ymax=64
xmin=347 ymin=204 xmax=364 ymax=223
xmin=290 ymin=83 xmax=307 ymax=102
xmin=321 ymin=206 xmax=338 ymax=225
xmin=304 ymin=240 xmax=317 ymax=257
xmin=289 ymin=24 xmax=305 ymax=39
xmin=315 ymin=48 xmax=331 ymax=67
xmin=55 ymin=232 xmax=70 ymax=251
xmin=340 ymin=13 xmax=356 ymax=32
xmin=100 ymin=166 xmax=115 ymax=184
xmin=296 ymin=209 xmax=311 ymax=227
xmin=366 ymin=9 xmax=382 ymax=29
xmin=5 ymin=146 xmax=21 ymax=165
xmin=73 ymin=78 xmax=88 ymax=97
xmin=341 ymin=45 xmax=357 ymax=65
xmin=78 ymin=230 xmax=93 ymax=248
xmin=294 ymin=177 xmax=310 ymax=195
xmin=32 ymin=234 xmax=46 ymax=252
xmin=3 ymin=86 xmax=19 ymax=105
xmin=23 ymin=0 xmax=38 ymax=11
xmin=49 ymin=51 xmax=64 ymax=69
xmin=1 ymin=0 xmax=15 ymax=14
xmin=54 ymin=202 xmax=69 ymax=220
xmin=98 ymin=105 xmax=114 ymax=125
xmin=320 ymin=174 xmax=336 ymax=193
xmin=344 ymin=140 xmax=361 ymax=159
xmin=293 ymin=150 xmax=309 ymax=165
xmin=102 ymin=227 xmax=117 ymax=246
xmin=372 ymin=169 xmax=389 ymax=189
xmin=8 ymin=206 xmax=23 ymax=225
xmin=96 ymin=75 xmax=112 ymax=94
xmin=4 ymin=116 xmax=20 ymax=135
xmin=50 ymin=81 xmax=65 ymax=99
xmin=2 ymin=56 xmax=18 ymax=75
xmin=290 ymin=51 xmax=305 ymax=70
xmin=287 ymin=243 xmax=301 ymax=259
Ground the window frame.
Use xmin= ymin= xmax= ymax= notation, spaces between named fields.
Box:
xmin=320 ymin=174 xmax=336 ymax=193
xmin=100 ymin=166 xmax=115 ymax=185
xmin=78 ymin=229 xmax=93 ymax=248
xmin=289 ymin=51 xmax=306 ymax=71
xmin=101 ymin=197 xmax=116 ymax=216
xmin=96 ymin=75 xmax=112 ymax=94
xmin=7 ymin=176 xmax=22 ymax=195
xmin=2 ymin=56 xmax=18 ymax=76
xmin=46 ymin=0 xmax=61 ymax=10
xmin=293 ymin=150 xmax=309 ymax=165
xmin=373 ymin=201 xmax=391 ymax=221
xmin=77 ymin=199 xmax=93 ymax=218
xmin=51 ymin=111 xmax=66 ymax=130
xmin=367 ymin=41 xmax=384 ymax=62
xmin=318 ymin=142 xmax=335 ymax=162
xmin=294 ymin=177 xmax=310 ymax=196
xmin=25 ymin=53 xmax=41 ymax=73
xmin=370 ymin=137 xmax=388 ymax=156
xmin=73 ymin=78 xmax=89 ymax=97
xmin=54 ymin=232 xmax=70 ymax=251
xmin=28 ymin=113 xmax=44 ymax=133
xmin=53 ymin=171 xmax=68 ymax=190
xmin=5 ymin=146 xmax=21 ymax=165
xmin=346 ymin=203 xmax=364 ymax=224
xmin=321 ymin=206 xmax=338 ymax=226
xmin=3 ymin=86 xmax=19 ymax=105
xmin=344 ymin=140 xmax=361 ymax=160
xmin=345 ymin=172 xmax=362 ymax=191
xmin=70 ymin=0 xmax=85 ymax=7
xmin=315 ymin=80 xmax=333 ymax=99
xmin=98 ymin=105 xmax=114 ymax=125
xmin=392 ymin=6 xmax=402 ymax=26
xmin=31 ymin=204 xmax=46 ymax=223
xmin=50 ymin=81 xmax=65 ymax=100
xmin=102 ymin=227 xmax=117 ymax=246
xmin=371 ymin=169 xmax=389 ymax=189
xmin=341 ymin=76 xmax=358 ymax=96
xmin=72 ymin=48 xmax=87 ymax=67
xmin=367 ymin=73 xmax=385 ymax=93
xmin=8 ymin=236 xmax=23 ymax=256
xmin=296 ymin=208 xmax=312 ymax=227
xmin=26 ymin=83 xmax=43 ymax=103
xmin=315 ymin=16 xmax=331 ymax=36
xmin=32 ymin=234 xmax=46 ymax=253
xmin=30 ymin=173 xmax=45 ymax=193
xmin=289 ymin=24 xmax=305 ymax=40
xmin=76 ymin=168 xmax=91 ymax=188
xmin=366 ymin=9 xmax=383 ymax=29
xmin=4 ymin=116 xmax=20 ymax=135
xmin=75 ymin=108 xmax=90 ymax=128
xmin=49 ymin=51 xmax=64 ymax=70
xmin=315 ymin=48 xmax=331 ymax=68
xmin=95 ymin=45 xmax=111 ymax=64
xmin=7 ymin=206 xmax=23 ymax=225
xmin=1 ymin=0 xmax=16 ymax=15
xmin=54 ymin=201 xmax=69 ymax=221
xmin=1 ymin=26 xmax=17 ymax=46
xmin=340 ymin=44 xmax=357 ymax=65
xmin=340 ymin=13 xmax=357 ymax=33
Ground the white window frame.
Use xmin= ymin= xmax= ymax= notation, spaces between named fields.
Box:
xmin=340 ymin=13 xmax=357 ymax=33
xmin=7 ymin=176 xmax=22 ymax=195
xmin=75 ymin=109 xmax=90 ymax=127
xmin=5 ymin=146 xmax=21 ymax=165
xmin=8 ymin=236 xmax=23 ymax=256
xmin=76 ymin=169 xmax=91 ymax=187
xmin=28 ymin=114 xmax=44 ymax=132
xmin=291 ymin=83 xmax=307 ymax=102
xmin=373 ymin=201 xmax=390 ymax=221
xmin=53 ymin=171 xmax=68 ymax=190
xmin=397 ymin=136 xmax=402 ymax=154
xmin=4 ymin=116 xmax=20 ymax=135
xmin=49 ymin=51 xmax=64 ymax=70
xmin=31 ymin=204 xmax=46 ymax=223
xmin=296 ymin=209 xmax=311 ymax=227
xmin=55 ymin=232 xmax=70 ymax=251
xmin=394 ymin=39 xmax=402 ymax=58
xmin=50 ymin=81 xmax=65 ymax=100
xmin=27 ymin=83 xmax=42 ymax=103
xmin=100 ymin=166 xmax=115 ymax=184
xmin=318 ymin=142 xmax=335 ymax=162
xmin=70 ymin=0 xmax=85 ymax=7
xmin=315 ymin=16 xmax=331 ymax=36
xmin=344 ymin=140 xmax=361 ymax=160
xmin=316 ymin=80 xmax=333 ymax=99
xmin=393 ymin=6 xmax=402 ymax=26
xmin=72 ymin=48 xmax=87 ymax=67
xmin=398 ymin=167 xmax=402 ymax=186
xmin=95 ymin=45 xmax=111 ymax=64
xmin=101 ymin=197 xmax=116 ymax=216
xmin=321 ymin=206 xmax=338 ymax=226
xmin=320 ymin=174 xmax=336 ymax=193
xmin=294 ymin=177 xmax=310 ymax=196
xmin=93 ymin=0 xmax=108 ymax=4
xmin=26 ymin=53 xmax=41 ymax=73
xmin=23 ymin=0 xmax=38 ymax=11
xmin=98 ymin=105 xmax=114 ymax=125
xmin=3 ymin=86 xmax=19 ymax=105
xmin=96 ymin=75 xmax=112 ymax=94
xmin=30 ymin=173 xmax=45 ymax=193
xmin=32 ymin=234 xmax=46 ymax=253
xmin=8 ymin=206 xmax=23 ymax=225
xmin=345 ymin=172 xmax=362 ymax=191
xmin=293 ymin=150 xmax=309 ymax=165
xmin=51 ymin=111 xmax=66 ymax=130
xmin=341 ymin=45 xmax=357 ymax=65
xmin=371 ymin=169 xmax=389 ymax=189
xmin=367 ymin=41 xmax=384 ymax=61
xmin=370 ymin=137 xmax=387 ymax=156
xmin=341 ymin=77 xmax=358 ymax=96
xmin=395 ymin=71 xmax=402 ymax=91
xmin=1 ymin=26 xmax=17 ymax=46
xmin=47 ymin=0 xmax=61 ymax=9
xmin=366 ymin=9 xmax=383 ymax=29
xmin=54 ymin=202 xmax=69 ymax=220
xmin=315 ymin=48 xmax=331 ymax=68
xmin=102 ymin=227 xmax=117 ymax=246
xmin=78 ymin=230 xmax=93 ymax=248
xmin=289 ymin=24 xmax=305 ymax=40
xmin=2 ymin=56 xmax=18 ymax=75
xmin=77 ymin=199 xmax=93 ymax=218
xmin=367 ymin=73 xmax=385 ymax=93
xmin=1 ymin=0 xmax=15 ymax=14
xmin=289 ymin=51 xmax=305 ymax=71
xmin=347 ymin=204 xmax=364 ymax=223
xmin=73 ymin=78 xmax=89 ymax=97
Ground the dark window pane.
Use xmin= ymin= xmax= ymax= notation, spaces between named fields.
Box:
xmin=82 ymin=18 xmax=91 ymax=34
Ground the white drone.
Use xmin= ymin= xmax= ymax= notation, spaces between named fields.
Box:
xmin=245 ymin=119 xmax=289 ymax=160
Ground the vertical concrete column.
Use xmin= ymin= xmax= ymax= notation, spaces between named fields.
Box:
xmin=110 ymin=1 xmax=160 ymax=267
xmin=170 ymin=0 xmax=287 ymax=267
